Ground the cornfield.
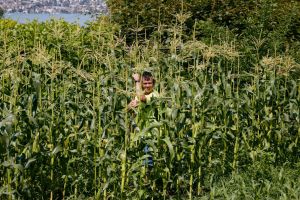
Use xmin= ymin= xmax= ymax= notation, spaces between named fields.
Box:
xmin=0 ymin=17 xmax=299 ymax=199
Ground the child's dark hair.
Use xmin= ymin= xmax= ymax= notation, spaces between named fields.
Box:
xmin=142 ymin=71 xmax=155 ymax=85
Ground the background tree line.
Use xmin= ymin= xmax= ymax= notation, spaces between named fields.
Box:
xmin=106 ymin=0 xmax=300 ymax=60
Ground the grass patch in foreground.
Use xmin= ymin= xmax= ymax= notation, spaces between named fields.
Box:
xmin=197 ymin=162 xmax=300 ymax=200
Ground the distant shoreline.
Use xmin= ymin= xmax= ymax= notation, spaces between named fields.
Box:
xmin=4 ymin=11 xmax=98 ymax=15
xmin=4 ymin=12 xmax=96 ymax=26
xmin=4 ymin=11 xmax=96 ymax=14
xmin=4 ymin=10 xmax=107 ymax=15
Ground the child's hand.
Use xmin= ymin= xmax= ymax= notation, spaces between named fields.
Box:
xmin=129 ymin=99 xmax=138 ymax=108
xmin=132 ymin=73 xmax=140 ymax=82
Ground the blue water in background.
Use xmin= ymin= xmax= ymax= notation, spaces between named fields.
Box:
xmin=4 ymin=13 xmax=95 ymax=26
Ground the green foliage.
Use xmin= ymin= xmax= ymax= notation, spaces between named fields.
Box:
xmin=0 ymin=15 xmax=299 ymax=199
xmin=106 ymin=0 xmax=189 ymax=41
xmin=106 ymin=0 xmax=300 ymax=60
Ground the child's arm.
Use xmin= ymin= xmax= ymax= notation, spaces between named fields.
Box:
xmin=132 ymin=73 xmax=143 ymax=99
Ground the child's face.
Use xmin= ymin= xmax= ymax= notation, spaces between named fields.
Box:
xmin=142 ymin=77 xmax=154 ymax=95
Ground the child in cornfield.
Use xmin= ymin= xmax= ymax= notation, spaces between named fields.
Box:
xmin=128 ymin=71 xmax=159 ymax=167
